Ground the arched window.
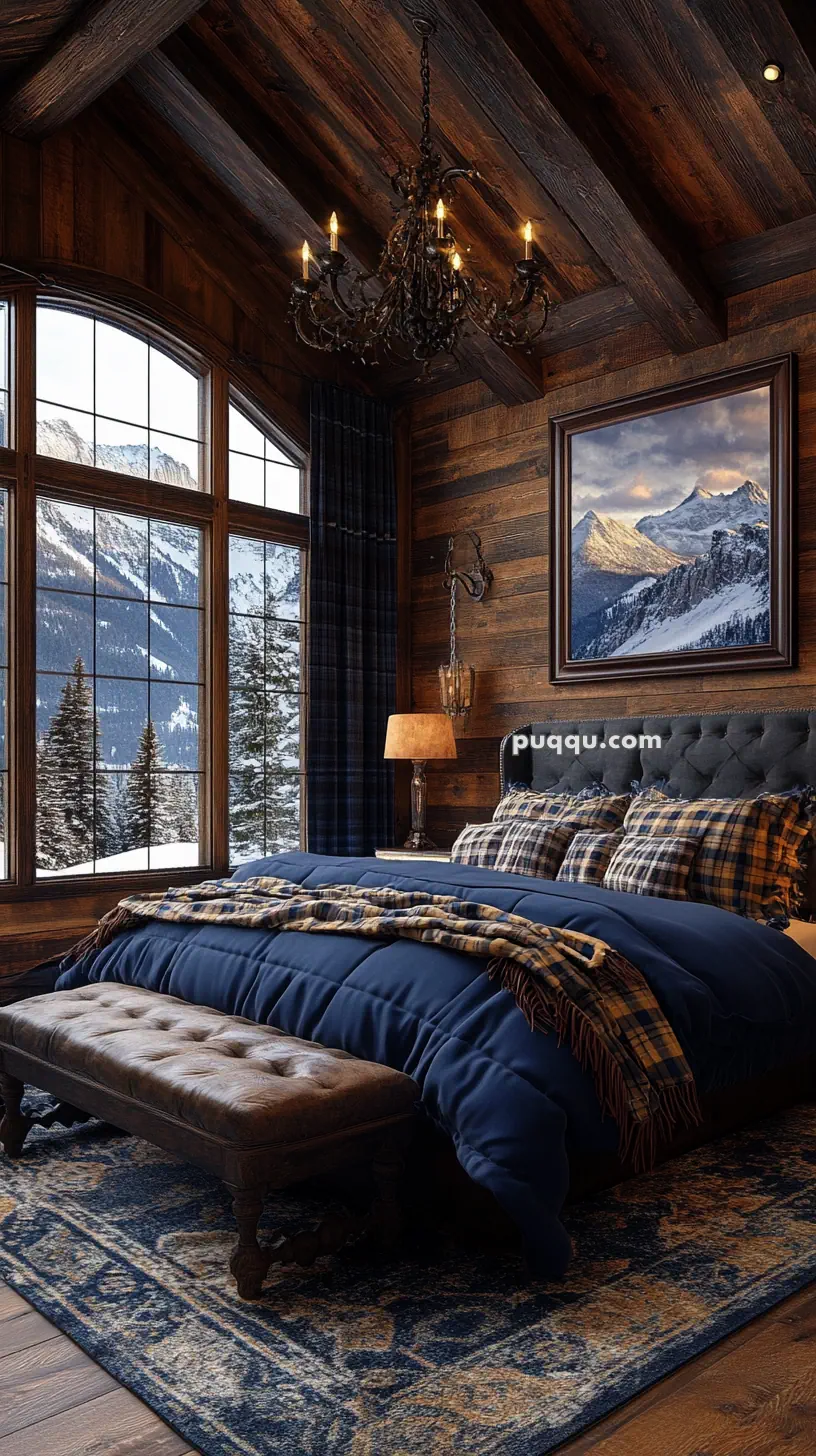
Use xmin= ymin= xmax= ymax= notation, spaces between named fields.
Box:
xmin=0 ymin=292 xmax=308 ymax=891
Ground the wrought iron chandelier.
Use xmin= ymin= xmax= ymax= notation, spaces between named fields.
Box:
xmin=289 ymin=17 xmax=551 ymax=366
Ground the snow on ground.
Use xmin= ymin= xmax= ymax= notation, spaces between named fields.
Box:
xmin=39 ymin=841 xmax=201 ymax=878
xmin=609 ymin=578 xmax=768 ymax=657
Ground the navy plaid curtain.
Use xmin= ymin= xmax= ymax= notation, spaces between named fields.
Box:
xmin=307 ymin=383 xmax=396 ymax=854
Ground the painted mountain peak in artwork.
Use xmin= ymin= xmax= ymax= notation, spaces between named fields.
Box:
xmin=571 ymin=510 xmax=686 ymax=625
xmin=577 ymin=522 xmax=770 ymax=660
xmin=636 ymin=478 xmax=768 ymax=559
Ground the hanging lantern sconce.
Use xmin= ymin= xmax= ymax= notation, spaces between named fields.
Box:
xmin=438 ymin=530 xmax=492 ymax=720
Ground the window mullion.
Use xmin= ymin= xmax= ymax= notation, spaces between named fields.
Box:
xmin=12 ymin=290 xmax=36 ymax=887
xmin=209 ymin=366 xmax=229 ymax=873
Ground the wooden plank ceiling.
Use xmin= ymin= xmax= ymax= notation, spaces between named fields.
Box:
xmin=1 ymin=0 xmax=816 ymax=404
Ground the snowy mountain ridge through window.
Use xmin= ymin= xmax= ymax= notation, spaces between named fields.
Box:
xmin=36 ymin=498 xmax=203 ymax=877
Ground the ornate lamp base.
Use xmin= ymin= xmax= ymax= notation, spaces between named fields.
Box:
xmin=403 ymin=758 xmax=437 ymax=851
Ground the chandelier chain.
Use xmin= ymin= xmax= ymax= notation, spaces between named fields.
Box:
xmin=289 ymin=22 xmax=551 ymax=364
xmin=449 ymin=576 xmax=457 ymax=666
xmin=420 ymin=34 xmax=433 ymax=161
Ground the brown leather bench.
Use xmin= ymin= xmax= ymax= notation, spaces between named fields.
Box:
xmin=0 ymin=985 xmax=418 ymax=1299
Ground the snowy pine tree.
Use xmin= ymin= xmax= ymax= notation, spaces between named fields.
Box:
xmin=124 ymin=719 xmax=177 ymax=853
xmin=36 ymin=654 xmax=105 ymax=871
xmin=229 ymin=618 xmax=266 ymax=859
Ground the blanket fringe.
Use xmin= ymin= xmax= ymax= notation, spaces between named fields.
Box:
xmin=488 ymin=952 xmax=701 ymax=1172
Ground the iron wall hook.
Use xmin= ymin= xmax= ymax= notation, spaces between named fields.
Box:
xmin=443 ymin=529 xmax=493 ymax=601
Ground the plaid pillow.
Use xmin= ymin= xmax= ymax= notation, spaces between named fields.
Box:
xmin=451 ymin=818 xmax=574 ymax=878
xmin=493 ymin=788 xmax=630 ymax=834
xmin=450 ymin=821 xmax=506 ymax=868
xmin=556 ymin=830 xmax=625 ymax=885
xmin=624 ymin=790 xmax=813 ymax=922
xmin=603 ymin=834 xmax=700 ymax=900
xmin=493 ymin=819 xmax=575 ymax=877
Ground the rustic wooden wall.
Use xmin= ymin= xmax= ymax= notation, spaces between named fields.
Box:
xmin=408 ymin=272 xmax=816 ymax=846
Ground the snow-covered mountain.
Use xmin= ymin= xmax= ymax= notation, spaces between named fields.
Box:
xmin=571 ymin=510 xmax=686 ymax=627
xmin=576 ymin=522 xmax=770 ymax=660
xmin=37 ymin=417 xmax=197 ymax=490
xmin=35 ymin=496 xmax=301 ymax=771
xmin=636 ymin=479 xmax=768 ymax=559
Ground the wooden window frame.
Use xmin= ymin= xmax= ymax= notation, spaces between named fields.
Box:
xmin=0 ymin=283 xmax=309 ymax=907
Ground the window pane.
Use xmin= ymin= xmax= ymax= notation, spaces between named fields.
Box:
xmin=229 ymin=771 xmax=266 ymax=865
xmin=150 ymin=348 xmax=200 ymax=439
xmin=229 ymin=403 xmax=264 ymax=457
xmin=265 ymin=460 xmax=301 ymax=513
xmin=150 ymin=603 xmax=201 ymax=682
xmin=229 ymin=535 xmax=265 ymax=614
xmin=36 ymin=305 xmax=204 ymax=491
xmin=95 ymin=678 xmax=148 ymax=769
xmin=266 ymin=617 xmax=300 ymax=689
xmin=96 ymin=598 xmax=149 ymax=678
xmin=95 ymin=415 xmax=149 ymax=476
xmin=265 ymin=542 xmax=301 ymax=618
xmin=96 ymin=511 xmax=149 ymax=599
xmin=36 ymin=497 xmax=204 ymax=876
xmin=37 ymin=400 xmax=94 ymax=466
xmin=95 ymin=321 xmax=148 ymax=426
xmin=37 ymin=590 xmax=93 ymax=673
xmin=149 ymin=521 xmax=201 ymax=605
xmin=228 ymin=534 xmax=305 ymax=864
xmin=229 ymin=400 xmax=304 ymax=515
xmin=37 ymin=307 xmax=93 ymax=413
xmin=229 ymin=451 xmax=265 ymax=506
xmin=37 ymin=499 xmax=95 ymax=591
xmin=150 ymin=430 xmax=199 ymax=489
xmin=152 ymin=683 xmax=200 ymax=770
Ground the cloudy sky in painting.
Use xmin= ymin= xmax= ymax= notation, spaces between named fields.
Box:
xmin=570 ymin=385 xmax=770 ymax=526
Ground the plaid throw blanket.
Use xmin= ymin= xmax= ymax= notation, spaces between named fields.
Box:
xmin=73 ymin=877 xmax=700 ymax=1168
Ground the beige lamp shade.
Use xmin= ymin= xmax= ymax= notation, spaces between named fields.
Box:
xmin=384 ymin=713 xmax=457 ymax=761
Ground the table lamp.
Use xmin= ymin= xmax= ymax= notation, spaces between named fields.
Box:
xmin=384 ymin=713 xmax=457 ymax=850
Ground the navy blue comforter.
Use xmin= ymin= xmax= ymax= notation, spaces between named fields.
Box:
xmin=57 ymin=852 xmax=816 ymax=1274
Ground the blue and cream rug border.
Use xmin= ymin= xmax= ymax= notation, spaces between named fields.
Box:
xmin=1 ymin=1101 xmax=816 ymax=1455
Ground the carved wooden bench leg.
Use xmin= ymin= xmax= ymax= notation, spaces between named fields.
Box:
xmin=228 ymin=1186 xmax=272 ymax=1300
xmin=0 ymin=1073 xmax=31 ymax=1159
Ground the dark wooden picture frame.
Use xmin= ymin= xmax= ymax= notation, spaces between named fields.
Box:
xmin=549 ymin=354 xmax=796 ymax=684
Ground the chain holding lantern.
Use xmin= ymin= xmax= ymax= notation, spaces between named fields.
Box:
xmin=438 ymin=530 xmax=492 ymax=721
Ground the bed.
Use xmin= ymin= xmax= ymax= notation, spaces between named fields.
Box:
xmin=54 ymin=710 xmax=816 ymax=1275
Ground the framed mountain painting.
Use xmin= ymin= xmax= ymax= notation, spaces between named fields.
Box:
xmin=549 ymin=354 xmax=795 ymax=683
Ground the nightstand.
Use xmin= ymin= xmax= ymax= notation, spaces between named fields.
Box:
xmin=375 ymin=848 xmax=452 ymax=862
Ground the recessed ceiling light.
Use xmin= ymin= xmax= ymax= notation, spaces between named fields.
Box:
xmin=763 ymin=61 xmax=783 ymax=82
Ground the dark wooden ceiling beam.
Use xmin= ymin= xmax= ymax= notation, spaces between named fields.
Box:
xmin=412 ymin=0 xmax=725 ymax=354
xmin=0 ymin=0 xmax=205 ymax=137
xmin=127 ymin=49 xmax=544 ymax=405
xmin=704 ymin=212 xmax=816 ymax=294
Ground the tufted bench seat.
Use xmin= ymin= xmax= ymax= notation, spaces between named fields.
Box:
xmin=0 ymin=984 xmax=418 ymax=1298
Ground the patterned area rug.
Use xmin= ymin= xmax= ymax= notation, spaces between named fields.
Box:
xmin=1 ymin=1101 xmax=816 ymax=1456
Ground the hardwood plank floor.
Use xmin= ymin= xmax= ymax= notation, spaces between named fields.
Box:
xmin=0 ymin=1276 xmax=814 ymax=1454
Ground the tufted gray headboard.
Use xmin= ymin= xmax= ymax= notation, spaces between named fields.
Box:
xmin=499 ymin=710 xmax=816 ymax=801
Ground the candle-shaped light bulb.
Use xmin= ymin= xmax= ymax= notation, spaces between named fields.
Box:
xmin=451 ymin=251 xmax=462 ymax=299
xmin=436 ymin=198 xmax=446 ymax=239
xmin=452 ymin=252 xmax=462 ymax=271
xmin=301 ymin=240 xmax=310 ymax=280
xmin=524 ymin=220 xmax=533 ymax=261
xmin=329 ymin=211 xmax=339 ymax=251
